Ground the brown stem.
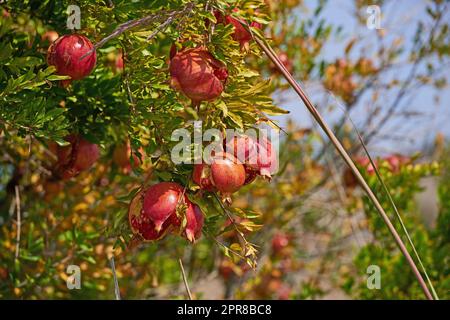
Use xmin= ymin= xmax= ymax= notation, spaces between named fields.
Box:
xmin=254 ymin=36 xmax=433 ymax=300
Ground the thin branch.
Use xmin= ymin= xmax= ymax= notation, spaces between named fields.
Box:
xmin=178 ymin=258 xmax=193 ymax=300
xmin=14 ymin=185 xmax=21 ymax=260
xmin=109 ymin=256 xmax=121 ymax=300
xmin=253 ymin=35 xmax=434 ymax=300
xmin=81 ymin=2 xmax=195 ymax=59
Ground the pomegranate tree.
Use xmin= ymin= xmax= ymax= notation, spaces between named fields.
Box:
xmin=169 ymin=47 xmax=228 ymax=102
xmin=47 ymin=34 xmax=97 ymax=86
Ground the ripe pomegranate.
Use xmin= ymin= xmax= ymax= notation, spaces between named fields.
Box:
xmin=192 ymin=163 xmax=216 ymax=192
xmin=271 ymin=233 xmax=290 ymax=254
xmin=113 ymin=140 xmax=142 ymax=173
xmin=129 ymin=190 xmax=171 ymax=241
xmin=226 ymin=135 xmax=278 ymax=179
xmin=47 ymin=34 xmax=96 ymax=87
xmin=142 ymin=182 xmax=186 ymax=232
xmin=170 ymin=47 xmax=228 ymax=102
xmin=183 ymin=203 xmax=204 ymax=242
xmin=210 ymin=152 xmax=246 ymax=194
xmin=192 ymin=153 xmax=245 ymax=202
xmin=54 ymin=135 xmax=100 ymax=179
xmin=215 ymin=10 xmax=261 ymax=49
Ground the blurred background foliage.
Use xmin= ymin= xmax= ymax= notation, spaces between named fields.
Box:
xmin=0 ymin=0 xmax=449 ymax=299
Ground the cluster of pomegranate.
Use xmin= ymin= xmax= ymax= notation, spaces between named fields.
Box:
xmin=193 ymin=134 xmax=277 ymax=203
xmin=169 ymin=9 xmax=262 ymax=102
xmin=50 ymin=134 xmax=100 ymax=179
xmin=128 ymin=182 xmax=204 ymax=243
xmin=47 ymin=34 xmax=97 ymax=87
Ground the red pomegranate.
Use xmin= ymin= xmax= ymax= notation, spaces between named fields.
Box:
xmin=142 ymin=182 xmax=185 ymax=232
xmin=183 ymin=203 xmax=204 ymax=242
xmin=271 ymin=233 xmax=290 ymax=254
xmin=210 ymin=153 xmax=246 ymax=195
xmin=192 ymin=163 xmax=216 ymax=192
xmin=47 ymin=34 xmax=96 ymax=86
xmin=192 ymin=153 xmax=245 ymax=202
xmin=170 ymin=47 xmax=228 ymax=102
xmin=226 ymin=135 xmax=278 ymax=179
xmin=54 ymin=135 xmax=100 ymax=179
xmin=128 ymin=190 xmax=171 ymax=241
xmin=113 ymin=140 xmax=142 ymax=173
xmin=215 ymin=10 xmax=262 ymax=49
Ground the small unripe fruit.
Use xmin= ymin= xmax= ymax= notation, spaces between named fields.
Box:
xmin=47 ymin=34 xmax=96 ymax=86
xmin=170 ymin=47 xmax=228 ymax=102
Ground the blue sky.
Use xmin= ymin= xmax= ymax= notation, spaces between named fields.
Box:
xmin=272 ymin=0 xmax=450 ymax=155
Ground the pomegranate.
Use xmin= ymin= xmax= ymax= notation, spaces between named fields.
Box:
xmin=226 ymin=135 xmax=278 ymax=179
xmin=270 ymin=51 xmax=293 ymax=74
xmin=384 ymin=154 xmax=410 ymax=173
xmin=192 ymin=163 xmax=216 ymax=192
xmin=113 ymin=140 xmax=142 ymax=173
xmin=170 ymin=47 xmax=228 ymax=102
xmin=192 ymin=153 xmax=245 ymax=202
xmin=47 ymin=34 xmax=96 ymax=86
xmin=183 ymin=203 xmax=204 ymax=242
xmin=142 ymin=182 xmax=185 ymax=232
xmin=215 ymin=10 xmax=262 ymax=49
xmin=210 ymin=152 xmax=246 ymax=195
xmin=129 ymin=190 xmax=171 ymax=241
xmin=277 ymin=285 xmax=292 ymax=300
xmin=271 ymin=233 xmax=290 ymax=254
xmin=0 ymin=267 xmax=8 ymax=280
xmin=54 ymin=135 xmax=100 ymax=179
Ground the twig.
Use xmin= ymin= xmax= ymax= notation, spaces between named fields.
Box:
xmin=81 ymin=3 xmax=195 ymax=60
xmin=253 ymin=35 xmax=434 ymax=300
xmin=14 ymin=185 xmax=21 ymax=260
xmin=178 ymin=258 xmax=193 ymax=300
xmin=109 ymin=256 xmax=121 ymax=300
